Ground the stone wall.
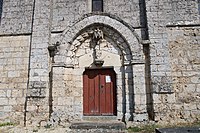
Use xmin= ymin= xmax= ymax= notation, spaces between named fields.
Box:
xmin=0 ymin=0 xmax=199 ymax=127
xmin=167 ymin=27 xmax=200 ymax=122
xmin=50 ymin=67 xmax=83 ymax=126
xmin=0 ymin=0 xmax=34 ymax=34
xmin=104 ymin=0 xmax=141 ymax=27
xmin=0 ymin=35 xmax=30 ymax=125
xmin=146 ymin=0 xmax=200 ymax=123
xmin=52 ymin=0 xmax=143 ymax=31
xmin=25 ymin=0 xmax=53 ymax=126
xmin=52 ymin=0 xmax=88 ymax=31
xmin=151 ymin=27 xmax=200 ymax=123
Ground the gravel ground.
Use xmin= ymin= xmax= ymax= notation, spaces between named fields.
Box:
xmin=0 ymin=126 xmax=127 ymax=133
xmin=0 ymin=126 xmax=72 ymax=133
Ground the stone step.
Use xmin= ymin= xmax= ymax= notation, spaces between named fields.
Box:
xmin=83 ymin=116 xmax=117 ymax=121
xmin=70 ymin=121 xmax=126 ymax=133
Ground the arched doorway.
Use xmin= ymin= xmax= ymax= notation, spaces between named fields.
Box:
xmin=51 ymin=14 xmax=148 ymax=123
xmin=83 ymin=68 xmax=116 ymax=116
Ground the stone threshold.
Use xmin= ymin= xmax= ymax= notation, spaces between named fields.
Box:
xmin=70 ymin=121 xmax=126 ymax=130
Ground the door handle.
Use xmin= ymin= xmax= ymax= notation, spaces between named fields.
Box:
xmin=100 ymin=85 xmax=104 ymax=89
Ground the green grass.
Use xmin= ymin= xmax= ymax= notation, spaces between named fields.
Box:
xmin=33 ymin=129 xmax=38 ymax=132
xmin=44 ymin=124 xmax=51 ymax=129
xmin=128 ymin=124 xmax=160 ymax=133
xmin=128 ymin=121 xmax=200 ymax=133
xmin=0 ymin=122 xmax=15 ymax=127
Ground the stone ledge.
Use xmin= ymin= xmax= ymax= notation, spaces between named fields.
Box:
xmin=70 ymin=121 xmax=126 ymax=130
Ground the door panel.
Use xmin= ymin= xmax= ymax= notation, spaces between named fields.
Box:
xmin=83 ymin=68 xmax=116 ymax=116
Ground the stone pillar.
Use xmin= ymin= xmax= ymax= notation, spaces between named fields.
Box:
xmin=124 ymin=65 xmax=134 ymax=121
xmin=114 ymin=66 xmax=124 ymax=120
xmin=25 ymin=0 xmax=53 ymax=126
xmin=132 ymin=64 xmax=148 ymax=122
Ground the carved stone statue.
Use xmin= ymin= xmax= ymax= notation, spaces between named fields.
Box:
xmin=93 ymin=28 xmax=104 ymax=42
xmin=92 ymin=28 xmax=104 ymax=61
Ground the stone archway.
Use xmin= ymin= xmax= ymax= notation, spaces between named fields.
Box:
xmin=50 ymin=14 xmax=148 ymax=123
xmin=64 ymin=25 xmax=132 ymax=67
xmin=53 ymin=14 xmax=144 ymax=64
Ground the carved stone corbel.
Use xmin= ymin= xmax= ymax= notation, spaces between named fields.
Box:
xmin=48 ymin=41 xmax=60 ymax=57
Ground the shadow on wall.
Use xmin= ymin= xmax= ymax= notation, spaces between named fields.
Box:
xmin=198 ymin=0 xmax=200 ymax=15
xmin=0 ymin=0 xmax=3 ymax=24
xmin=138 ymin=0 xmax=154 ymax=120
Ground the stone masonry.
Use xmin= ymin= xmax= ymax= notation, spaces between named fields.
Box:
xmin=0 ymin=0 xmax=199 ymax=128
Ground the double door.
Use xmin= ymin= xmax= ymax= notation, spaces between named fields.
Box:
xmin=83 ymin=68 xmax=116 ymax=115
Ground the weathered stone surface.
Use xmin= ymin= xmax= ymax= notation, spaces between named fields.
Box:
xmin=0 ymin=0 xmax=199 ymax=128
xmin=70 ymin=121 xmax=126 ymax=130
xmin=0 ymin=36 xmax=30 ymax=124
xmin=0 ymin=0 xmax=34 ymax=34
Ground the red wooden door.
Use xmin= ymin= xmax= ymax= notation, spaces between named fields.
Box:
xmin=83 ymin=68 xmax=116 ymax=116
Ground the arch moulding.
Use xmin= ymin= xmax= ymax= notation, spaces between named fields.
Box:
xmin=53 ymin=14 xmax=145 ymax=65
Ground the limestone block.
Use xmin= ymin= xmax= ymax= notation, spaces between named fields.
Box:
xmin=197 ymin=84 xmax=200 ymax=92
xmin=0 ymin=90 xmax=6 ymax=97
xmin=134 ymin=85 xmax=146 ymax=95
xmin=183 ymin=84 xmax=196 ymax=93
xmin=74 ymin=96 xmax=83 ymax=106
xmin=75 ymin=81 xmax=83 ymax=88
xmin=64 ymin=68 xmax=73 ymax=75
xmin=73 ymin=68 xmax=85 ymax=76
xmin=40 ymin=76 xmax=49 ymax=82
xmin=134 ymin=94 xmax=146 ymax=105
xmin=152 ymin=75 xmax=173 ymax=93
xmin=183 ymin=110 xmax=191 ymax=119
xmin=3 ymin=106 xmax=12 ymax=112
xmin=0 ymin=98 xmax=8 ymax=105
xmin=9 ymin=98 xmax=17 ymax=105
xmin=30 ymin=69 xmax=49 ymax=77
xmin=52 ymin=87 xmax=65 ymax=97
xmin=73 ymin=75 xmax=82 ymax=82
xmin=117 ymin=111 xmax=124 ymax=120
xmin=8 ymin=71 xmax=20 ymax=78
xmin=134 ymin=104 xmax=147 ymax=113
xmin=157 ymin=64 xmax=171 ymax=72
xmin=73 ymin=105 xmax=82 ymax=113
xmin=28 ymin=88 xmax=46 ymax=97
xmin=191 ymin=76 xmax=200 ymax=84
xmin=184 ymin=103 xmax=197 ymax=111
xmin=72 ymin=89 xmax=82 ymax=97
xmin=153 ymin=94 xmax=162 ymax=104
xmin=133 ymin=113 xmax=148 ymax=122
xmin=16 ymin=98 xmax=25 ymax=105
xmin=58 ymin=97 xmax=73 ymax=106
xmin=166 ymin=93 xmax=176 ymax=103
xmin=133 ymin=77 xmax=145 ymax=85
xmin=6 ymin=90 xmax=12 ymax=97
xmin=0 ymin=83 xmax=9 ymax=89
xmin=132 ymin=65 xmax=144 ymax=73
